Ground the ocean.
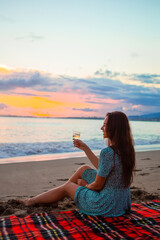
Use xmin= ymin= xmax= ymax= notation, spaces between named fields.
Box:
xmin=0 ymin=116 xmax=160 ymax=164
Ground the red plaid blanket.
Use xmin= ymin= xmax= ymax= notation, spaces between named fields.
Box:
xmin=0 ymin=200 xmax=160 ymax=239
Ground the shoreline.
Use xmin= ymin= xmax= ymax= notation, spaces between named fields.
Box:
xmin=0 ymin=151 xmax=90 ymax=164
xmin=0 ymin=150 xmax=160 ymax=217
xmin=1 ymin=144 xmax=160 ymax=164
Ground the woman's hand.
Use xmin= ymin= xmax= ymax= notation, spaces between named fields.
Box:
xmin=73 ymin=139 xmax=88 ymax=151
xmin=77 ymin=179 xmax=88 ymax=187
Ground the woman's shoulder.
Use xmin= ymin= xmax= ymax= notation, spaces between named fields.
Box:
xmin=100 ymin=146 xmax=114 ymax=155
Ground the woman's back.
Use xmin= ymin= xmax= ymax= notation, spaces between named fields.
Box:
xmin=99 ymin=147 xmax=125 ymax=189
xmin=75 ymin=146 xmax=131 ymax=217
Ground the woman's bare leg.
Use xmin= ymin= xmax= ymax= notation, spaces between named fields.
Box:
xmin=69 ymin=164 xmax=91 ymax=183
xmin=25 ymin=181 xmax=78 ymax=206
xmin=23 ymin=165 xmax=92 ymax=206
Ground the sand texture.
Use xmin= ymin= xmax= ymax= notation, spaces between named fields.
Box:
xmin=0 ymin=150 xmax=160 ymax=217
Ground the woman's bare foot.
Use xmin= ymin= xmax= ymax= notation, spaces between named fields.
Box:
xmin=15 ymin=198 xmax=34 ymax=206
xmin=15 ymin=198 xmax=58 ymax=207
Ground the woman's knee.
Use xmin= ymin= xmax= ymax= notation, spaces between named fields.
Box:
xmin=69 ymin=164 xmax=92 ymax=183
xmin=78 ymin=164 xmax=92 ymax=177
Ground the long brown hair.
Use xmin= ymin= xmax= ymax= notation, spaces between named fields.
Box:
xmin=106 ymin=111 xmax=135 ymax=188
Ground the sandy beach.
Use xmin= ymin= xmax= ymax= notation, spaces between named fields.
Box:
xmin=0 ymin=150 xmax=160 ymax=217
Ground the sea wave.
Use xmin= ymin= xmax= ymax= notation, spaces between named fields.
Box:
xmin=0 ymin=138 xmax=160 ymax=159
xmin=0 ymin=140 xmax=103 ymax=159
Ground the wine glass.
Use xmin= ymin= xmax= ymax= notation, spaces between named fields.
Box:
xmin=73 ymin=131 xmax=80 ymax=149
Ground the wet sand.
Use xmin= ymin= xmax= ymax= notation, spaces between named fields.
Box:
xmin=0 ymin=150 xmax=160 ymax=217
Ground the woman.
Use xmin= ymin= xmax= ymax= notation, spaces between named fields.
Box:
xmin=21 ymin=111 xmax=135 ymax=217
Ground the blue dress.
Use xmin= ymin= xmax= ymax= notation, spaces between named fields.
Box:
xmin=74 ymin=147 xmax=131 ymax=217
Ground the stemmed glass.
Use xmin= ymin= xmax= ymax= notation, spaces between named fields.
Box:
xmin=73 ymin=131 xmax=80 ymax=149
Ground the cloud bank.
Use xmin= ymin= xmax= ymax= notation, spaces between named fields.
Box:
xmin=0 ymin=67 xmax=159 ymax=117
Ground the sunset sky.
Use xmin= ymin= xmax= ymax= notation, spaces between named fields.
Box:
xmin=0 ymin=0 xmax=160 ymax=117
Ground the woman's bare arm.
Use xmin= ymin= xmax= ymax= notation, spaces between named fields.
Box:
xmin=77 ymin=174 xmax=106 ymax=191
xmin=86 ymin=174 xmax=106 ymax=191
xmin=83 ymin=145 xmax=99 ymax=169
xmin=73 ymin=139 xmax=99 ymax=169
